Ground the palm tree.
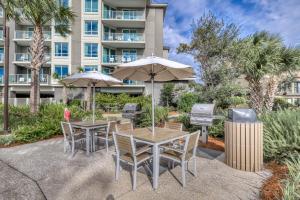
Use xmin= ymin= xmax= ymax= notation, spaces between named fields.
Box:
xmin=4 ymin=0 xmax=75 ymax=113
xmin=239 ymin=31 xmax=300 ymax=113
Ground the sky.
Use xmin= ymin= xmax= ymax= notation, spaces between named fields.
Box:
xmin=153 ymin=0 xmax=300 ymax=68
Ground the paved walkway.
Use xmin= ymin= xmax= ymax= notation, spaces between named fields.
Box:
xmin=0 ymin=138 xmax=270 ymax=200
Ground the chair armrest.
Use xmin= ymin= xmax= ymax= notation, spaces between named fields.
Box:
xmin=135 ymin=145 xmax=152 ymax=155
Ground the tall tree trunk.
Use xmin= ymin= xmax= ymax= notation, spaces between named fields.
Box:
xmin=29 ymin=25 xmax=44 ymax=113
xmin=264 ymin=76 xmax=279 ymax=111
xmin=247 ymin=76 xmax=264 ymax=114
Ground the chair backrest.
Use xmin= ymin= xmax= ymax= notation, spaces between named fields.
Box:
xmin=61 ymin=122 xmax=73 ymax=141
xmin=116 ymin=122 xmax=133 ymax=133
xmin=113 ymin=132 xmax=135 ymax=157
xmin=107 ymin=121 xmax=117 ymax=135
xmin=165 ymin=122 xmax=183 ymax=131
xmin=183 ymin=131 xmax=200 ymax=160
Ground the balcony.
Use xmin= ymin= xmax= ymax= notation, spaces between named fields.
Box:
xmin=8 ymin=74 xmax=50 ymax=85
xmin=0 ymin=53 xmax=4 ymax=63
xmin=102 ymin=54 xmax=142 ymax=65
xmin=13 ymin=53 xmax=51 ymax=67
xmin=102 ymin=33 xmax=145 ymax=48
xmin=103 ymin=0 xmax=146 ymax=8
xmin=0 ymin=30 xmax=3 ymax=45
xmin=102 ymin=10 xmax=145 ymax=28
xmin=14 ymin=31 xmax=51 ymax=46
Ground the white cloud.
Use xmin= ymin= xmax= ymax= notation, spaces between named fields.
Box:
xmin=154 ymin=0 xmax=300 ymax=67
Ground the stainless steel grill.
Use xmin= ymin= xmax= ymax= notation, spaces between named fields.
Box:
xmin=122 ymin=103 xmax=142 ymax=123
xmin=190 ymin=104 xmax=217 ymax=143
xmin=190 ymin=104 xmax=215 ymax=126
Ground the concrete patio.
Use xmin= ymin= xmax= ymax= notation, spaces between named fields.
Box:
xmin=0 ymin=138 xmax=270 ymax=200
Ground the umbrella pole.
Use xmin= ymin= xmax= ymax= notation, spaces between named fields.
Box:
xmin=151 ymin=76 xmax=155 ymax=135
xmin=93 ymin=84 xmax=95 ymax=123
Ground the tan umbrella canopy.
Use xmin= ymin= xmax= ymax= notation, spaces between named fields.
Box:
xmin=62 ymin=71 xmax=122 ymax=122
xmin=113 ymin=56 xmax=194 ymax=134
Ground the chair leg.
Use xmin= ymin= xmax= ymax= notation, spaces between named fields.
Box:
xmin=64 ymin=140 xmax=67 ymax=153
xmin=193 ymin=157 xmax=197 ymax=177
xmin=168 ymin=160 xmax=171 ymax=169
xmin=181 ymin=161 xmax=186 ymax=187
xmin=116 ymin=156 xmax=120 ymax=181
xmin=133 ymin=164 xmax=137 ymax=191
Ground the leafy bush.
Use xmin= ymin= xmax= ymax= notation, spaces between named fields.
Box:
xmin=260 ymin=109 xmax=300 ymax=162
xmin=0 ymin=134 xmax=16 ymax=146
xmin=273 ymin=98 xmax=295 ymax=111
xmin=95 ymin=93 xmax=150 ymax=112
xmin=138 ymin=103 xmax=169 ymax=127
xmin=282 ymin=155 xmax=300 ymax=200
xmin=0 ymin=104 xmax=100 ymax=144
xmin=177 ymin=93 xmax=199 ymax=112
xmin=160 ymin=83 xmax=175 ymax=107
xmin=177 ymin=113 xmax=198 ymax=132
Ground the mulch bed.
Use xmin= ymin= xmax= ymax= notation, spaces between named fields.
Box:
xmin=261 ymin=161 xmax=288 ymax=200
xmin=199 ymin=136 xmax=225 ymax=152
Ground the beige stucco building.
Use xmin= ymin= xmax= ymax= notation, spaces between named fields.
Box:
xmin=0 ymin=0 xmax=169 ymax=104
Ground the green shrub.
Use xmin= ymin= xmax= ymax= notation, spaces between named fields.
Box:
xmin=1 ymin=103 xmax=101 ymax=144
xmin=260 ymin=109 xmax=300 ymax=162
xmin=0 ymin=134 xmax=16 ymax=146
xmin=282 ymin=155 xmax=300 ymax=200
xmin=273 ymin=98 xmax=295 ymax=111
xmin=177 ymin=113 xmax=198 ymax=132
xmin=138 ymin=103 xmax=169 ymax=127
xmin=95 ymin=93 xmax=151 ymax=112
xmin=177 ymin=93 xmax=199 ymax=112
xmin=160 ymin=83 xmax=175 ymax=107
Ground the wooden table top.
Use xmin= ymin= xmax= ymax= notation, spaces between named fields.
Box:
xmin=71 ymin=120 xmax=108 ymax=128
xmin=128 ymin=127 xmax=188 ymax=144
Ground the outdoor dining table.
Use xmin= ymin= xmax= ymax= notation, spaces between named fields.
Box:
xmin=71 ymin=120 xmax=108 ymax=156
xmin=124 ymin=127 xmax=188 ymax=190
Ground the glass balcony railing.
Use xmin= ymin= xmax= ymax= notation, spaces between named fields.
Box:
xmin=102 ymin=54 xmax=141 ymax=64
xmin=103 ymin=33 xmax=144 ymax=42
xmin=15 ymin=31 xmax=51 ymax=40
xmin=0 ymin=31 xmax=3 ymax=40
xmin=103 ymin=10 xmax=144 ymax=20
xmin=15 ymin=53 xmax=51 ymax=62
xmin=0 ymin=53 xmax=4 ymax=62
xmin=8 ymin=74 xmax=50 ymax=84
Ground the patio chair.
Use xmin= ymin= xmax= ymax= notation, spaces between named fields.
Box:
xmin=163 ymin=122 xmax=184 ymax=148
xmin=61 ymin=122 xmax=86 ymax=157
xmin=113 ymin=132 xmax=152 ymax=190
xmin=116 ymin=122 xmax=133 ymax=133
xmin=94 ymin=121 xmax=117 ymax=152
xmin=164 ymin=121 xmax=183 ymax=131
xmin=160 ymin=131 xmax=200 ymax=187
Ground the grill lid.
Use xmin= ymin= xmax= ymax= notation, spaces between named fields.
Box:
xmin=191 ymin=104 xmax=215 ymax=116
xmin=122 ymin=103 xmax=141 ymax=112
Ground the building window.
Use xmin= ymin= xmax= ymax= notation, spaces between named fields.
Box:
xmin=85 ymin=0 xmax=98 ymax=12
xmin=84 ymin=20 xmax=98 ymax=35
xmin=0 ymin=67 xmax=3 ymax=84
xmin=0 ymin=7 xmax=3 ymax=17
xmin=0 ymin=47 xmax=3 ymax=62
xmin=295 ymin=82 xmax=300 ymax=94
xmin=84 ymin=43 xmax=98 ymax=58
xmin=102 ymin=67 xmax=113 ymax=75
xmin=54 ymin=65 xmax=69 ymax=78
xmin=84 ymin=65 xmax=98 ymax=72
xmin=57 ymin=0 xmax=69 ymax=7
xmin=55 ymin=42 xmax=68 ymax=57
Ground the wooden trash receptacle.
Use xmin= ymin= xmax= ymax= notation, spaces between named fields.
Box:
xmin=224 ymin=121 xmax=263 ymax=172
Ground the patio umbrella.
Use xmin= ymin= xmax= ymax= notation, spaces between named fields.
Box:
xmin=62 ymin=71 xmax=122 ymax=123
xmin=112 ymin=56 xmax=194 ymax=134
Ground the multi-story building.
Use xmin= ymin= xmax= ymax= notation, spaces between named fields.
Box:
xmin=0 ymin=0 xmax=168 ymax=104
